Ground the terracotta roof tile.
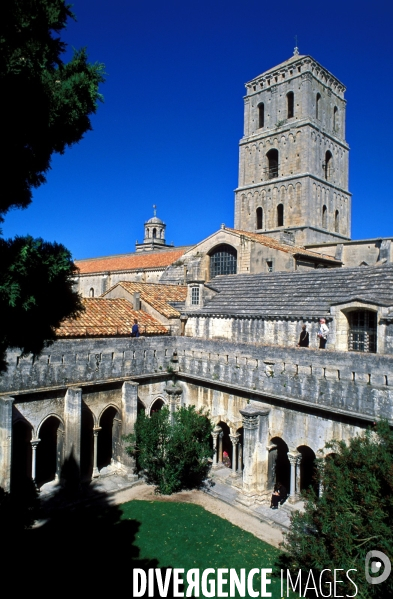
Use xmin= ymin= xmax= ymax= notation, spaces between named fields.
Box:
xmin=75 ymin=249 xmax=187 ymax=275
xmin=103 ymin=282 xmax=187 ymax=318
xmin=228 ymin=229 xmax=341 ymax=263
xmin=56 ymin=298 xmax=168 ymax=337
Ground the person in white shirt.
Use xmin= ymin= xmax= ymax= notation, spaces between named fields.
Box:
xmin=317 ymin=318 xmax=329 ymax=349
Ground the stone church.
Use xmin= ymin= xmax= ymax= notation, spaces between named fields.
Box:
xmin=0 ymin=51 xmax=392 ymax=509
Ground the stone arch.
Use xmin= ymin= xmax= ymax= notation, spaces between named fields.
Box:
xmin=12 ymin=419 xmax=33 ymax=491
xmin=297 ymin=445 xmax=318 ymax=495
xmin=209 ymin=244 xmax=237 ymax=278
xmin=36 ymin=415 xmax=64 ymax=487
xmin=269 ymin=436 xmax=290 ymax=491
xmin=256 ymin=206 xmax=263 ymax=230
xmin=277 ymin=203 xmax=284 ymax=227
xmin=266 ymin=148 xmax=279 ymax=179
xmin=89 ymin=288 xmax=94 ymax=298
xmin=150 ymin=397 xmax=166 ymax=415
xmin=137 ymin=398 xmax=146 ymax=415
xmin=98 ymin=405 xmax=121 ymax=471
xmin=217 ymin=420 xmax=232 ymax=466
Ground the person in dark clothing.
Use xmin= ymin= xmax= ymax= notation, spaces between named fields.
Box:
xmin=297 ymin=324 xmax=309 ymax=347
xmin=270 ymin=482 xmax=287 ymax=508
xmin=131 ymin=319 xmax=140 ymax=338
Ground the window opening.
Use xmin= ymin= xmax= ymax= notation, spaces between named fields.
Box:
xmin=191 ymin=287 xmax=200 ymax=305
xmin=316 ymin=93 xmax=321 ymax=119
xmin=335 ymin=210 xmax=339 ymax=233
xmin=258 ymin=103 xmax=264 ymax=128
xmin=267 ymin=260 xmax=273 ymax=272
xmin=322 ymin=205 xmax=327 ymax=229
xmin=348 ymin=310 xmax=377 ymax=353
xmin=287 ymin=92 xmax=294 ymax=118
xmin=256 ymin=207 xmax=263 ymax=229
xmin=266 ymin=149 xmax=279 ymax=179
xmin=277 ymin=204 xmax=284 ymax=227
xmin=324 ymin=151 xmax=332 ymax=180
xmin=210 ymin=244 xmax=237 ymax=278
xmin=153 ymin=228 xmax=156 ymax=238
xmin=333 ymin=106 xmax=338 ymax=131
xmin=89 ymin=288 xmax=94 ymax=298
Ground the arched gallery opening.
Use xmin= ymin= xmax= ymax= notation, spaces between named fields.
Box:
xmin=150 ymin=398 xmax=165 ymax=415
xmin=80 ymin=408 xmax=94 ymax=480
xmin=217 ymin=421 xmax=232 ymax=464
xmin=297 ymin=445 xmax=318 ymax=495
xmin=11 ymin=420 xmax=32 ymax=491
xmin=97 ymin=406 xmax=120 ymax=471
xmin=36 ymin=416 xmax=62 ymax=487
xmin=137 ymin=399 xmax=146 ymax=415
xmin=236 ymin=426 xmax=244 ymax=472
xmin=270 ymin=437 xmax=290 ymax=491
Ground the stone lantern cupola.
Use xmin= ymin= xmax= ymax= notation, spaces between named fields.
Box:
xmin=135 ymin=205 xmax=173 ymax=252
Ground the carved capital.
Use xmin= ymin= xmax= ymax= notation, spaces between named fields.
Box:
xmin=288 ymin=451 xmax=301 ymax=465
xmin=229 ymin=434 xmax=240 ymax=446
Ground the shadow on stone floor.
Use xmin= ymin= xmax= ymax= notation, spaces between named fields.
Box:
xmin=2 ymin=455 xmax=179 ymax=598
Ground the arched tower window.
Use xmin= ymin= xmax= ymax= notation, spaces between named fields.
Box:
xmin=258 ymin=103 xmax=264 ymax=128
xmin=335 ymin=210 xmax=339 ymax=233
xmin=316 ymin=93 xmax=321 ymax=119
xmin=333 ymin=106 xmax=338 ymax=131
xmin=256 ymin=207 xmax=263 ymax=230
xmin=287 ymin=92 xmax=294 ymax=119
xmin=152 ymin=228 xmax=156 ymax=238
xmin=277 ymin=204 xmax=284 ymax=227
xmin=266 ymin=149 xmax=279 ymax=179
xmin=209 ymin=244 xmax=237 ymax=278
xmin=322 ymin=205 xmax=327 ymax=229
xmin=89 ymin=288 xmax=94 ymax=298
xmin=348 ymin=310 xmax=377 ymax=353
xmin=324 ymin=151 xmax=332 ymax=180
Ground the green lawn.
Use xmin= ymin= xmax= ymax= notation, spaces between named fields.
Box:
xmin=120 ymin=500 xmax=286 ymax=598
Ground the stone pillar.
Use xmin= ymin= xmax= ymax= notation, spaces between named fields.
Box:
xmin=211 ymin=426 xmax=221 ymax=468
xmin=0 ymin=396 xmax=14 ymax=492
xmin=237 ymin=443 xmax=243 ymax=474
xmin=266 ymin=444 xmax=277 ymax=491
xmin=288 ymin=451 xmax=301 ymax=503
xmin=31 ymin=439 xmax=40 ymax=485
xmin=92 ymin=427 xmax=101 ymax=478
xmin=121 ymin=381 xmax=139 ymax=473
xmin=229 ymin=434 xmax=239 ymax=477
xmin=165 ymin=380 xmax=183 ymax=425
xmin=239 ymin=404 xmax=270 ymax=497
xmin=64 ymin=387 xmax=82 ymax=469
xmin=218 ymin=432 xmax=223 ymax=465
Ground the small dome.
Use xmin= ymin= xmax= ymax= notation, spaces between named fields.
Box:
xmin=146 ymin=216 xmax=164 ymax=225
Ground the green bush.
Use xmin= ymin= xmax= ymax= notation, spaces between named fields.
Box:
xmin=125 ymin=405 xmax=213 ymax=495
xmin=279 ymin=421 xmax=393 ymax=598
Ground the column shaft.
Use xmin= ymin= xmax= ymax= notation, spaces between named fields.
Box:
xmin=0 ymin=396 xmax=14 ymax=492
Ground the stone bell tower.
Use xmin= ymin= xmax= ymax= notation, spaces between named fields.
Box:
xmin=234 ymin=49 xmax=351 ymax=245
xmin=135 ymin=205 xmax=173 ymax=252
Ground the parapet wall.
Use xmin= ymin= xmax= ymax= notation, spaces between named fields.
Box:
xmin=1 ymin=336 xmax=392 ymax=423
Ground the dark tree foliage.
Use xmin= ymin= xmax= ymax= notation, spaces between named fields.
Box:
xmin=126 ymin=406 xmax=213 ymax=495
xmin=0 ymin=1 xmax=105 ymax=370
xmin=280 ymin=421 xmax=393 ymax=598
xmin=0 ymin=236 xmax=83 ymax=369
xmin=0 ymin=0 xmax=105 ymax=217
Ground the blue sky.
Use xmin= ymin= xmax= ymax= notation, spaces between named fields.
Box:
xmin=2 ymin=0 xmax=393 ymax=259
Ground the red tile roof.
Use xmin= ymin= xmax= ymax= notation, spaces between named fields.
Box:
xmin=75 ymin=249 xmax=187 ymax=275
xmin=56 ymin=298 xmax=168 ymax=337
xmin=103 ymin=282 xmax=187 ymax=318
xmin=228 ymin=229 xmax=341 ymax=263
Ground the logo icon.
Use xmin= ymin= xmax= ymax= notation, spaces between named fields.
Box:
xmin=365 ymin=551 xmax=391 ymax=584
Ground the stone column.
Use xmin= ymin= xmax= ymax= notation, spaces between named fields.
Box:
xmin=288 ymin=451 xmax=301 ymax=503
xmin=239 ymin=404 xmax=270 ymax=497
xmin=31 ymin=439 xmax=40 ymax=485
xmin=0 ymin=396 xmax=14 ymax=492
xmin=266 ymin=444 xmax=277 ymax=491
xmin=218 ymin=432 xmax=223 ymax=465
xmin=237 ymin=443 xmax=243 ymax=474
xmin=165 ymin=380 xmax=183 ymax=425
xmin=92 ymin=427 xmax=101 ymax=478
xmin=211 ymin=426 xmax=221 ymax=468
xmin=121 ymin=381 xmax=139 ymax=474
xmin=229 ymin=434 xmax=239 ymax=477
xmin=64 ymin=387 xmax=82 ymax=469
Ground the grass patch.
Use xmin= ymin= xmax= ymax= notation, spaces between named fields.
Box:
xmin=120 ymin=500 xmax=285 ymax=598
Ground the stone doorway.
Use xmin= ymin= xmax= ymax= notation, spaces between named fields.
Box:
xmin=97 ymin=406 xmax=120 ymax=471
xmin=297 ymin=445 xmax=318 ymax=495
xmin=150 ymin=398 xmax=165 ymax=415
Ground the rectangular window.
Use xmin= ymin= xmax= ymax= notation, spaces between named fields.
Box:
xmin=191 ymin=287 xmax=200 ymax=305
xmin=267 ymin=260 xmax=273 ymax=272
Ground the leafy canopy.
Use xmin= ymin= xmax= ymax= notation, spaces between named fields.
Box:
xmin=125 ymin=405 xmax=214 ymax=495
xmin=280 ymin=421 xmax=393 ymax=599
xmin=0 ymin=1 xmax=105 ymax=369
xmin=1 ymin=0 xmax=105 ymax=218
